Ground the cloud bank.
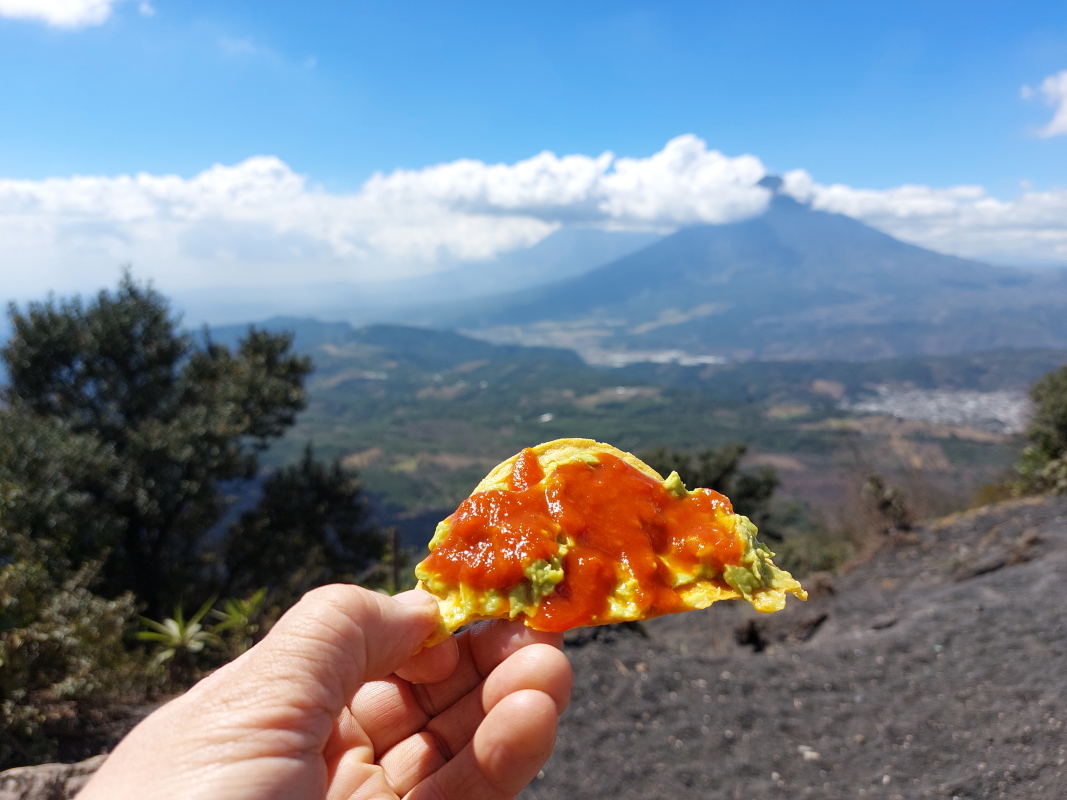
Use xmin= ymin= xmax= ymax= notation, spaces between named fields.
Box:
xmin=2 ymin=134 xmax=1067 ymax=301
xmin=782 ymin=170 xmax=1067 ymax=267
xmin=367 ymin=135 xmax=769 ymax=227
xmin=0 ymin=136 xmax=771 ymax=296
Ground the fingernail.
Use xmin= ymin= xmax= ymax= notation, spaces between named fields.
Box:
xmin=393 ymin=590 xmax=437 ymax=608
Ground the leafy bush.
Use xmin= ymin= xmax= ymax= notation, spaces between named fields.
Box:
xmin=0 ymin=408 xmax=122 ymax=578
xmin=0 ymin=435 xmax=153 ymax=768
xmin=210 ymin=588 xmax=267 ymax=656
xmin=772 ymin=528 xmax=855 ymax=577
xmin=0 ymin=276 xmax=394 ymax=766
xmin=970 ymin=480 xmax=1017 ymax=508
xmin=1017 ymin=365 xmax=1067 ymax=495
xmin=132 ymin=589 xmax=274 ymax=691
xmin=133 ymin=589 xmax=272 ymax=688
xmin=861 ymin=474 xmax=912 ymax=534
xmin=0 ymin=558 xmax=154 ymax=769
xmin=757 ymin=499 xmax=859 ymax=577
xmin=1025 ymin=365 xmax=1067 ymax=461
xmin=1018 ymin=453 xmax=1067 ymax=495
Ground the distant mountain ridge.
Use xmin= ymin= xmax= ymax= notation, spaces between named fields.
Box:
xmin=209 ymin=317 xmax=585 ymax=369
xmin=442 ymin=194 xmax=1067 ymax=361
xmin=173 ymin=227 xmax=661 ymax=327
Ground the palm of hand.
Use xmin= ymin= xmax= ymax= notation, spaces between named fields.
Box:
xmin=78 ymin=589 xmax=571 ymax=800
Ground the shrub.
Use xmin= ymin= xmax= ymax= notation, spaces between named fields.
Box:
xmin=210 ymin=588 xmax=267 ymax=656
xmin=1017 ymin=365 xmax=1067 ymax=495
xmin=0 ymin=558 xmax=154 ymax=769
xmin=772 ymin=529 xmax=855 ymax=577
xmin=861 ymin=474 xmax=912 ymax=534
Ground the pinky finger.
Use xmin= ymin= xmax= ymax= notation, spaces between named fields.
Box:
xmin=407 ymin=690 xmax=559 ymax=800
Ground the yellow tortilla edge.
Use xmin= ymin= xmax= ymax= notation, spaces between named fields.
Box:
xmin=474 ymin=438 xmax=663 ymax=493
xmin=418 ymin=570 xmax=806 ymax=649
xmin=416 ymin=580 xmax=491 ymax=648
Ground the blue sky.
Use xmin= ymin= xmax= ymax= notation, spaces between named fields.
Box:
xmin=1 ymin=0 xmax=1067 ymax=303
xmin=2 ymin=0 xmax=1065 ymax=190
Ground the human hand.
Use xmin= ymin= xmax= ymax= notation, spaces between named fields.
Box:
xmin=78 ymin=585 xmax=572 ymax=800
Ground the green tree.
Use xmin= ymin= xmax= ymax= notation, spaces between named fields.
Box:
xmin=0 ymin=460 xmax=152 ymax=768
xmin=640 ymin=443 xmax=780 ymax=536
xmin=1 ymin=275 xmax=313 ymax=613
xmin=1018 ymin=365 xmax=1067 ymax=495
xmin=0 ymin=411 xmax=152 ymax=768
xmin=222 ymin=446 xmax=385 ymax=610
xmin=0 ymin=408 xmax=121 ymax=575
xmin=0 ymin=558 xmax=150 ymax=768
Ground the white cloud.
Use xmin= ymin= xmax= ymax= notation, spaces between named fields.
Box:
xmin=364 ymin=135 xmax=770 ymax=228
xmin=0 ymin=137 xmax=771 ymax=297
xmin=1026 ymin=70 xmax=1067 ymax=138
xmin=4 ymin=135 xmax=1067 ymax=304
xmin=782 ymin=169 xmax=1067 ymax=265
xmin=0 ymin=0 xmax=124 ymax=27
xmin=599 ymin=135 xmax=768 ymax=225
xmin=0 ymin=157 xmax=557 ymax=296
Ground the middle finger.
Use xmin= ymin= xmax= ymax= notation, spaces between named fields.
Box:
xmin=378 ymin=643 xmax=571 ymax=797
xmin=350 ymin=620 xmax=562 ymax=754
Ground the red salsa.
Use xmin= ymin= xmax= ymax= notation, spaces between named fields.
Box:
xmin=420 ymin=448 xmax=744 ymax=631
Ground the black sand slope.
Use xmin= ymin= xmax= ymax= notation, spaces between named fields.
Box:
xmin=524 ymin=496 xmax=1067 ymax=800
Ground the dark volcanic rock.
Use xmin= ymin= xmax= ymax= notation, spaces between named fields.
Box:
xmin=523 ymin=495 xmax=1067 ymax=800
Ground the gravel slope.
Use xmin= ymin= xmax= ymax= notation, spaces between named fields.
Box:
xmin=523 ymin=495 xmax=1067 ymax=800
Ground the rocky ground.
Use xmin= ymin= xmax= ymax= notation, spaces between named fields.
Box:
xmin=524 ymin=495 xmax=1067 ymax=800
xmin=7 ymin=496 xmax=1065 ymax=800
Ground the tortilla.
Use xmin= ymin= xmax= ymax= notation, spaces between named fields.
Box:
xmin=415 ymin=438 xmax=805 ymax=646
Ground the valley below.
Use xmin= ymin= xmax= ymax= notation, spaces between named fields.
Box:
xmin=235 ymin=319 xmax=1067 ymax=573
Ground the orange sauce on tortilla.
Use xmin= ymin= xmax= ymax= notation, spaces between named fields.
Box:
xmin=420 ymin=448 xmax=744 ymax=630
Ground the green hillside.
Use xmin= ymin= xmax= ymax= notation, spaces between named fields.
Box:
xmin=240 ymin=321 xmax=1062 ymax=550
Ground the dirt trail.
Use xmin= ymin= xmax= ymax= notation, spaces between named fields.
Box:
xmin=524 ymin=496 xmax=1067 ymax=800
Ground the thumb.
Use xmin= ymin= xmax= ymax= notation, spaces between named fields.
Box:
xmin=78 ymin=586 xmax=441 ymax=800
xmin=225 ymin=585 xmax=440 ymax=721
